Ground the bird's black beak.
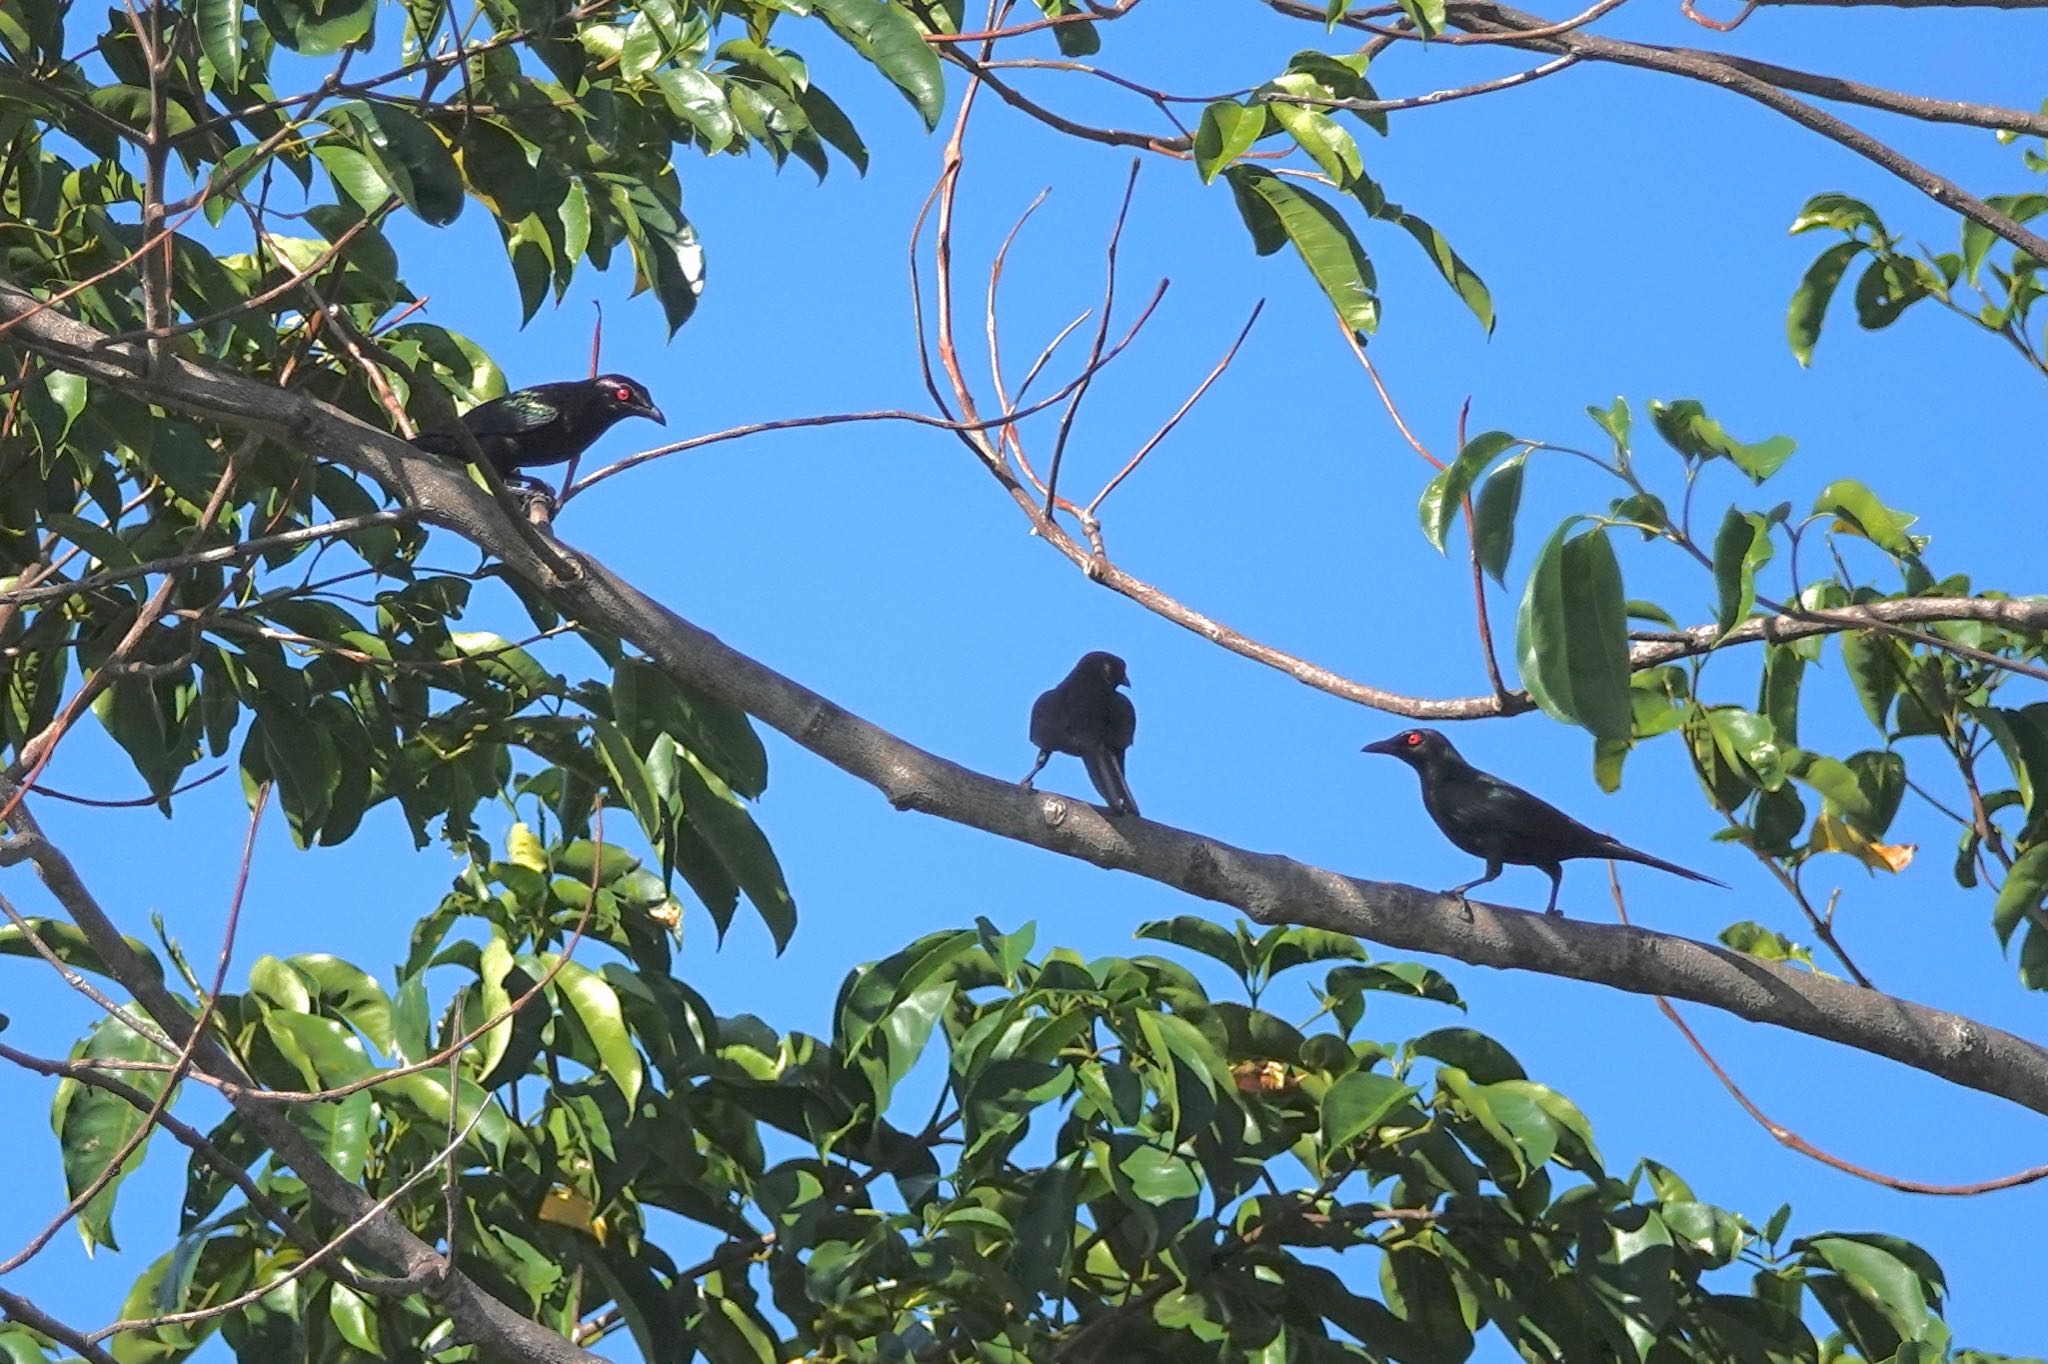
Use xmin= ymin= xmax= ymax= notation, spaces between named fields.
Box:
xmin=1361 ymin=737 xmax=1400 ymax=756
xmin=638 ymin=403 xmax=667 ymax=426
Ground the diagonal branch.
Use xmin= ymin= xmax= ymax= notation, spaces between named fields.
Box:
xmin=1316 ymin=0 xmax=2048 ymax=261
xmin=7 ymin=304 xmax=2044 ymax=1123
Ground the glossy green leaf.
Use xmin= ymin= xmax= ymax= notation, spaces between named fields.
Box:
xmin=53 ymin=1017 xmax=171 ymax=1253
xmin=1788 ymin=239 xmax=1862 ymax=365
xmin=1516 ymin=521 xmax=1632 ymax=740
xmin=548 ymin=956 xmax=644 ymax=1108
xmin=1473 ymin=451 xmax=1527 ymax=585
xmin=1418 ymin=431 xmax=1520 ymax=553
xmin=1393 ymin=210 xmax=1494 ymax=332
xmin=1224 ymin=166 xmax=1377 ymax=333
xmin=1135 ymin=916 xmax=1250 ymax=979
xmin=1265 ymin=75 xmax=1363 ymax=187
xmin=1711 ymin=507 xmax=1775 ymax=635
xmin=1852 ymin=255 xmax=1932 ymax=330
xmin=1323 ymin=1071 xmax=1418 ymax=1152
xmin=1648 ymin=399 xmax=1795 ymax=484
xmin=1991 ymin=842 xmax=2048 ymax=951
xmin=812 ymin=0 xmax=944 ymax=129
xmin=1789 ymin=192 xmax=1883 ymax=237
xmin=1719 ymin=920 xmax=1821 ymax=974
xmin=1194 ymin=100 xmax=1264 ymax=183
xmin=324 ymin=102 xmax=464 ymax=225
xmin=288 ymin=954 xmax=397 ymax=1056
xmin=1813 ymin=478 xmax=1918 ymax=555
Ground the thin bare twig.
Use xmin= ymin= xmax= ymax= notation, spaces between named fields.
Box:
xmin=1087 ymin=299 xmax=1264 ymax=514
xmin=1044 ymin=161 xmax=1142 ymax=521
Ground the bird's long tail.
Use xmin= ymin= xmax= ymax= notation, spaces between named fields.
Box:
xmin=1083 ymin=747 xmax=1140 ymax=818
xmin=1607 ymin=842 xmax=1726 ymax=889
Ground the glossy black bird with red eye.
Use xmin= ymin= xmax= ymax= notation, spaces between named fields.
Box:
xmin=1021 ymin=651 xmax=1139 ymax=818
xmin=1363 ymin=727 xmax=1725 ymax=916
xmin=411 ymin=373 xmax=665 ymax=499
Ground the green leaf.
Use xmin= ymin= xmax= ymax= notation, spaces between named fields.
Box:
xmin=1760 ymin=644 xmax=1805 ymax=745
xmin=812 ymin=0 xmax=944 ymax=129
xmin=1705 ymin=707 xmax=1790 ymax=791
xmin=1411 ymin=1026 xmax=1526 ymax=1082
xmin=1789 ymin=192 xmax=1883 ymax=237
xmin=1588 ymin=396 xmax=1632 ymax=459
xmin=1838 ymin=630 xmax=1901 ymax=731
xmin=1719 ymin=920 xmax=1821 ymax=973
xmin=1852 ymin=255 xmax=1931 ymax=330
xmin=1992 ymin=842 xmax=2048 ymax=951
xmin=1799 ymin=1234 xmax=1934 ymax=1344
xmin=1516 ymin=521 xmax=1632 ymax=740
xmin=1647 ymin=399 xmax=1795 ymax=484
xmin=657 ymin=68 xmax=739 ymax=152
xmin=328 ymin=1282 xmax=382 ymax=1355
xmin=1224 ymin=166 xmax=1377 ymax=333
xmin=1788 ymin=240 xmax=1863 ymax=365
xmin=1194 ymin=100 xmax=1264 ymax=184
xmin=797 ymin=84 xmax=868 ymax=173
xmin=197 ymin=0 xmax=245 ymax=88
xmin=1395 ymin=0 xmax=1446 ymax=36
xmin=1963 ymin=193 xmax=2048 ymax=281
xmin=53 ymin=1016 xmax=171 ymax=1253
xmin=324 ymin=102 xmax=463 ymax=225
xmin=1135 ymin=916 xmax=1251 ymax=980
xmin=1417 ymin=431 xmax=1519 ymax=553
xmin=1392 ymin=210 xmax=1493 ymax=333
xmin=548 ymin=956 xmax=644 ymax=1108
xmin=0 ymin=918 xmax=164 ymax=983
xmin=1473 ymin=452 xmax=1527 ymax=585
xmin=1812 ymin=479 xmax=1918 ymax=556
xmin=590 ymin=719 xmax=662 ymax=843
xmin=1119 ymin=1141 xmax=1201 ymax=1203
xmin=1711 ymin=508 xmax=1775 ymax=635
xmin=287 ymin=954 xmax=396 ymax=1055
xmin=1322 ymin=1071 xmax=1419 ymax=1151
xmin=1265 ymin=76 xmax=1363 ymax=188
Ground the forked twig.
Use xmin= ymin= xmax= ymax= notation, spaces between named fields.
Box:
xmin=1087 ymin=299 xmax=1264 ymax=515
xmin=1043 ymin=160 xmax=1142 ymax=521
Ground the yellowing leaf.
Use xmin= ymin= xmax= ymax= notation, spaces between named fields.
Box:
xmin=538 ymin=1186 xmax=607 ymax=1242
xmin=506 ymin=822 xmax=548 ymax=873
xmin=1809 ymin=811 xmax=1916 ymax=873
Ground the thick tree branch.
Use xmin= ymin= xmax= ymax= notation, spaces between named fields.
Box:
xmin=1755 ymin=0 xmax=2048 ymax=8
xmin=8 ymin=290 xmax=2046 ymax=1126
xmin=1444 ymin=1 xmax=2048 ymax=260
xmin=1269 ymin=0 xmax=2048 ymax=246
xmin=1628 ymin=595 xmax=2048 ymax=665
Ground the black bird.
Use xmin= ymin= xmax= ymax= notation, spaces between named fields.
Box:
xmin=1363 ymin=727 xmax=1724 ymax=916
xmin=411 ymin=374 xmax=665 ymax=499
xmin=1020 ymin=651 xmax=1139 ymax=817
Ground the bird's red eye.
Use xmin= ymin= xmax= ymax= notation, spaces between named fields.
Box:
xmin=612 ymin=385 xmax=633 ymax=402
xmin=1404 ymin=732 xmax=1422 ymax=747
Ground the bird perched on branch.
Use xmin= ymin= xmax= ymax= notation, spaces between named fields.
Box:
xmin=1363 ymin=727 xmax=1724 ymax=916
xmin=411 ymin=374 xmax=665 ymax=503
xmin=1021 ymin=651 xmax=1139 ymax=817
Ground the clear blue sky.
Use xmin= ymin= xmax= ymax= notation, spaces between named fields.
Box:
xmin=7 ymin=1 xmax=2047 ymax=1357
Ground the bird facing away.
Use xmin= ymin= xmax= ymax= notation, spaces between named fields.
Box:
xmin=410 ymin=374 xmax=665 ymax=499
xmin=1020 ymin=651 xmax=1139 ymax=817
xmin=1362 ymin=727 xmax=1725 ymax=916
